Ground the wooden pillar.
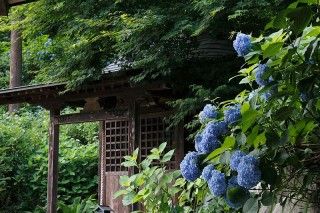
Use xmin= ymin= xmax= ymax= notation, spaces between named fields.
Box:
xmin=9 ymin=29 xmax=22 ymax=113
xmin=128 ymin=100 xmax=141 ymax=164
xmin=0 ymin=0 xmax=8 ymax=16
xmin=128 ymin=100 xmax=141 ymax=211
xmin=47 ymin=109 xmax=60 ymax=213
xmin=98 ymin=121 xmax=107 ymax=206
xmin=173 ymin=122 xmax=184 ymax=168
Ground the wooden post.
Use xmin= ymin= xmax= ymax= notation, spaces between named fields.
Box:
xmin=47 ymin=109 xmax=60 ymax=213
xmin=0 ymin=0 xmax=8 ymax=16
xmin=98 ymin=121 xmax=107 ymax=206
xmin=9 ymin=29 xmax=22 ymax=113
xmin=128 ymin=100 xmax=141 ymax=165
xmin=174 ymin=122 xmax=184 ymax=168
xmin=128 ymin=100 xmax=141 ymax=211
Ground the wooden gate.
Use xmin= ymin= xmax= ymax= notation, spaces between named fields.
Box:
xmin=99 ymin=113 xmax=184 ymax=212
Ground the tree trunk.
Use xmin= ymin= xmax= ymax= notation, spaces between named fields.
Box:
xmin=9 ymin=29 xmax=22 ymax=113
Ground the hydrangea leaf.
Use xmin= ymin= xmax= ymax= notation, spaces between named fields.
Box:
xmin=119 ymin=175 xmax=131 ymax=187
xmin=242 ymin=197 xmax=259 ymax=213
xmin=287 ymin=6 xmax=313 ymax=35
xmin=160 ymin=150 xmax=175 ymax=163
xmin=222 ymin=136 xmax=236 ymax=149
xmin=253 ymin=131 xmax=266 ymax=148
xmin=261 ymin=191 xmax=276 ymax=206
xmin=246 ymin=126 xmax=259 ymax=147
xmin=273 ymin=106 xmax=294 ymax=121
xmin=262 ymin=42 xmax=284 ymax=58
xmin=113 ymin=189 xmax=128 ymax=199
xmin=226 ymin=186 xmax=249 ymax=205
xmin=122 ymin=191 xmax=136 ymax=206
xmin=204 ymin=147 xmax=225 ymax=162
xmin=241 ymin=109 xmax=259 ymax=132
xmin=158 ymin=142 xmax=167 ymax=153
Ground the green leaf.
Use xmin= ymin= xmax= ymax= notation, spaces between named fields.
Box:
xmin=246 ymin=126 xmax=259 ymax=147
xmin=132 ymin=148 xmax=139 ymax=161
xmin=122 ymin=191 xmax=136 ymax=206
xmin=287 ymin=6 xmax=313 ymax=35
xmin=219 ymin=151 xmax=231 ymax=165
xmin=241 ymin=109 xmax=259 ymax=132
xmin=140 ymin=158 xmax=152 ymax=169
xmin=242 ymin=197 xmax=259 ymax=213
xmin=241 ymin=102 xmax=250 ymax=114
xmin=204 ymin=147 xmax=225 ymax=162
xmin=121 ymin=161 xmax=136 ymax=167
xmin=273 ymin=106 xmax=294 ymax=121
xmin=158 ymin=142 xmax=167 ymax=153
xmin=262 ymin=42 xmax=284 ymax=58
xmin=227 ymin=186 xmax=249 ymax=205
xmin=261 ymin=191 xmax=276 ymax=206
xmin=114 ymin=189 xmax=128 ymax=199
xmin=222 ymin=136 xmax=236 ymax=149
xmin=253 ymin=131 xmax=266 ymax=148
xmin=160 ymin=150 xmax=174 ymax=163
xmin=303 ymin=26 xmax=320 ymax=37
xmin=119 ymin=176 xmax=131 ymax=187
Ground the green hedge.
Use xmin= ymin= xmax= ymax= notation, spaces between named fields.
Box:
xmin=0 ymin=109 xmax=98 ymax=212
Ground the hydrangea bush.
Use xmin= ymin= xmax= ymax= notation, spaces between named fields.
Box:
xmin=180 ymin=1 xmax=320 ymax=212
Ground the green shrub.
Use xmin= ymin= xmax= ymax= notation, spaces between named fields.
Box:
xmin=0 ymin=109 xmax=99 ymax=212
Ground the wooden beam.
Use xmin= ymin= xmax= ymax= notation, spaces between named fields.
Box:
xmin=8 ymin=0 xmax=24 ymax=5
xmin=55 ymin=110 xmax=128 ymax=125
xmin=47 ymin=109 xmax=60 ymax=213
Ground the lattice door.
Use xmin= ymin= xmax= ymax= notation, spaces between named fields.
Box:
xmin=103 ymin=119 xmax=130 ymax=213
xmin=105 ymin=119 xmax=129 ymax=172
xmin=140 ymin=115 xmax=176 ymax=169
xmin=101 ymin=114 xmax=183 ymax=212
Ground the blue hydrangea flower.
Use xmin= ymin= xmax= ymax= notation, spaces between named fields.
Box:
xmin=239 ymin=155 xmax=259 ymax=167
xmin=199 ymin=111 xmax=206 ymax=124
xmin=194 ymin=133 xmax=202 ymax=152
xmin=203 ymin=104 xmax=218 ymax=118
xmin=208 ymin=170 xmax=227 ymax=196
xmin=260 ymin=85 xmax=277 ymax=101
xmin=201 ymin=164 xmax=215 ymax=181
xmin=237 ymin=155 xmax=261 ymax=189
xmin=196 ymin=131 xmax=220 ymax=154
xmin=180 ymin=152 xmax=202 ymax=181
xmin=204 ymin=121 xmax=228 ymax=137
xmin=199 ymin=104 xmax=218 ymax=123
xmin=233 ymin=33 xmax=252 ymax=57
xmin=224 ymin=105 xmax=241 ymax=125
xmin=230 ymin=151 xmax=246 ymax=171
xmin=255 ymin=64 xmax=271 ymax=87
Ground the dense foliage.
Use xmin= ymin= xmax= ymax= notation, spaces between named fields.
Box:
xmin=178 ymin=0 xmax=320 ymax=212
xmin=0 ymin=0 xmax=285 ymax=89
xmin=115 ymin=143 xmax=182 ymax=212
xmin=1 ymin=0 xmax=318 ymax=212
xmin=0 ymin=109 xmax=99 ymax=212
